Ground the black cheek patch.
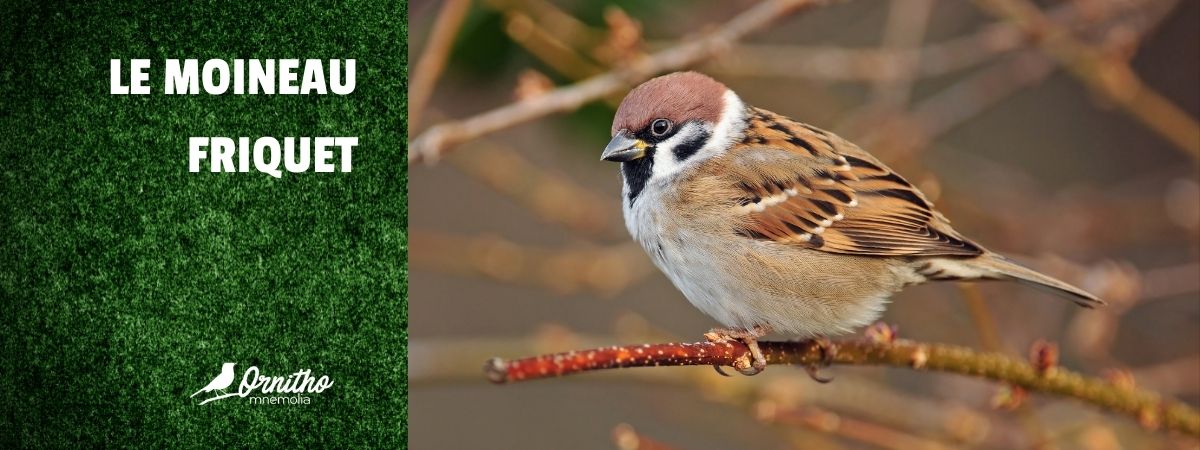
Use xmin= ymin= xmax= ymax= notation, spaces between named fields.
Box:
xmin=671 ymin=130 xmax=710 ymax=162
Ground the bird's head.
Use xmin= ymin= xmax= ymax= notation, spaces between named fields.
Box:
xmin=603 ymin=72 xmax=746 ymax=203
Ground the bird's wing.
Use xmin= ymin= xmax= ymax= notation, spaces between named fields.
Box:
xmin=719 ymin=109 xmax=982 ymax=257
xmin=214 ymin=373 xmax=235 ymax=389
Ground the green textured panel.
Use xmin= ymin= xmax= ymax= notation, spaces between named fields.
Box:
xmin=0 ymin=1 xmax=408 ymax=447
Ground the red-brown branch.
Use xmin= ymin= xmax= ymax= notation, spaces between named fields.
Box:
xmin=485 ymin=338 xmax=1200 ymax=436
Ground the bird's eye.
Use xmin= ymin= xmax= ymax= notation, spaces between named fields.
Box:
xmin=650 ymin=119 xmax=672 ymax=137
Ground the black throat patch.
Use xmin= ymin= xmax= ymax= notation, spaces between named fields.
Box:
xmin=621 ymin=147 xmax=655 ymax=205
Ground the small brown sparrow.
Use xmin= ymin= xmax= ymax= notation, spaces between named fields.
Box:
xmin=601 ymin=72 xmax=1102 ymax=376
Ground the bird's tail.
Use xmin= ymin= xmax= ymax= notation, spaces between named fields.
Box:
xmin=190 ymin=389 xmax=205 ymax=398
xmin=920 ymin=254 xmax=1104 ymax=308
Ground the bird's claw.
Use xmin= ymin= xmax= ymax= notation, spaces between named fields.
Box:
xmin=712 ymin=364 xmax=732 ymax=377
xmin=804 ymin=337 xmax=835 ymax=383
xmin=706 ymin=325 xmax=769 ymax=376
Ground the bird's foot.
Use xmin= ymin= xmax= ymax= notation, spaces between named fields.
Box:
xmin=705 ymin=325 xmax=770 ymax=376
xmin=804 ymin=337 xmax=835 ymax=383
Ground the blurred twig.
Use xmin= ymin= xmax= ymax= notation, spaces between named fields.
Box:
xmin=445 ymin=140 xmax=625 ymax=239
xmin=410 ymin=0 xmax=473 ymax=131
xmin=409 ymin=230 xmax=652 ymax=296
xmin=850 ymin=0 xmax=1178 ymax=155
xmin=482 ymin=0 xmax=604 ymax=51
xmin=832 ymin=0 xmax=936 ymax=149
xmin=700 ymin=0 xmax=1161 ymax=83
xmin=486 ymin=335 xmax=1200 ymax=436
xmin=1132 ymin=355 xmax=1200 ymax=397
xmin=410 ymin=0 xmax=834 ymax=163
xmin=499 ymin=6 xmax=639 ymax=106
xmin=422 ymin=108 xmax=626 ymax=239
xmin=758 ymin=404 xmax=955 ymax=450
xmin=612 ymin=424 xmax=684 ymax=450
xmin=907 ymin=50 xmax=1055 ymax=140
xmin=932 ymin=157 xmax=1193 ymax=255
xmin=840 ymin=49 xmax=1058 ymax=161
xmin=973 ymin=0 xmax=1200 ymax=158
xmin=869 ymin=0 xmax=935 ymax=110
xmin=503 ymin=11 xmax=606 ymax=81
xmin=959 ymin=284 xmax=1006 ymax=352
xmin=959 ymin=283 xmax=1056 ymax=449
xmin=1140 ymin=261 xmax=1200 ymax=301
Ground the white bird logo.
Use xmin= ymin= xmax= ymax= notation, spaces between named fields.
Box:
xmin=191 ymin=362 xmax=236 ymax=398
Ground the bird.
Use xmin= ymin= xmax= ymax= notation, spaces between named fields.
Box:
xmin=191 ymin=362 xmax=236 ymax=398
xmin=601 ymin=71 xmax=1102 ymax=378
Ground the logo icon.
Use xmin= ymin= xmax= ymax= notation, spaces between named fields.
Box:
xmin=190 ymin=362 xmax=237 ymax=400
xmin=191 ymin=362 xmax=333 ymax=406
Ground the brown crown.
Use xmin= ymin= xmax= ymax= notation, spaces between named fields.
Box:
xmin=611 ymin=72 xmax=727 ymax=136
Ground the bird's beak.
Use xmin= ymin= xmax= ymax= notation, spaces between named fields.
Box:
xmin=601 ymin=131 xmax=648 ymax=162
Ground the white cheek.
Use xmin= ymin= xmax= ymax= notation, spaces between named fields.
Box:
xmin=647 ymin=90 xmax=747 ymax=183
xmin=649 ymin=124 xmax=697 ymax=180
xmin=644 ymin=90 xmax=746 ymax=183
xmin=702 ymin=90 xmax=746 ymax=157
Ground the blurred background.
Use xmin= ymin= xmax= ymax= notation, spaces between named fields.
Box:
xmin=408 ymin=0 xmax=1199 ymax=448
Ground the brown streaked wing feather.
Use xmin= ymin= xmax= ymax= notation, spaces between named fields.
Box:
xmin=726 ymin=109 xmax=982 ymax=257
